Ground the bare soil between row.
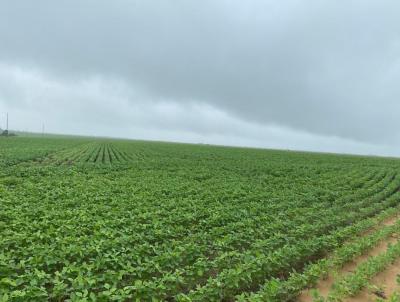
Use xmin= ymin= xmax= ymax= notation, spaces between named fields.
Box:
xmin=298 ymin=214 xmax=400 ymax=302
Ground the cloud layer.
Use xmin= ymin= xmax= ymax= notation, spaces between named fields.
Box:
xmin=1 ymin=1 xmax=400 ymax=155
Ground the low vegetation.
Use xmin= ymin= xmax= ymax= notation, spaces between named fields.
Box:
xmin=2 ymin=136 xmax=400 ymax=301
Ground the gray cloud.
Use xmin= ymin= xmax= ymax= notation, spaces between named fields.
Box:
xmin=1 ymin=1 xmax=400 ymax=155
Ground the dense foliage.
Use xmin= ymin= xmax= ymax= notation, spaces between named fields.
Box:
xmin=1 ymin=136 xmax=400 ymax=301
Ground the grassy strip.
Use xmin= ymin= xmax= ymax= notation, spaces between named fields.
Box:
xmin=236 ymin=204 xmax=400 ymax=302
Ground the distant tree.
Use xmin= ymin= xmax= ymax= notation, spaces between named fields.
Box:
xmin=1 ymin=130 xmax=9 ymax=136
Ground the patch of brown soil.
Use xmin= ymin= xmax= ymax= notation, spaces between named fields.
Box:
xmin=297 ymin=215 xmax=400 ymax=302
xmin=345 ymin=256 xmax=400 ymax=302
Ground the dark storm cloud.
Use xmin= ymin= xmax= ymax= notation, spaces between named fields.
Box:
xmin=1 ymin=0 xmax=400 ymax=153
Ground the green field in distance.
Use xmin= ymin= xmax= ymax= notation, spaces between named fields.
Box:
xmin=2 ymin=136 xmax=400 ymax=301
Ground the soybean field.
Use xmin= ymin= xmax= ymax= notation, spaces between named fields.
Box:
xmin=2 ymin=136 xmax=400 ymax=301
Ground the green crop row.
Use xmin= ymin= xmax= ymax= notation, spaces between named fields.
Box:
xmin=239 ymin=204 xmax=400 ymax=301
xmin=326 ymin=237 xmax=400 ymax=301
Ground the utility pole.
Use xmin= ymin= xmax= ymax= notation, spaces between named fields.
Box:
xmin=5 ymin=112 xmax=8 ymax=136
xmin=42 ymin=123 xmax=45 ymax=136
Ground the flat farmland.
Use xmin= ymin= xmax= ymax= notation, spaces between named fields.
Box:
xmin=2 ymin=136 xmax=400 ymax=301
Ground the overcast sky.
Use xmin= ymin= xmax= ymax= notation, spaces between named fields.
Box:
xmin=1 ymin=1 xmax=400 ymax=156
